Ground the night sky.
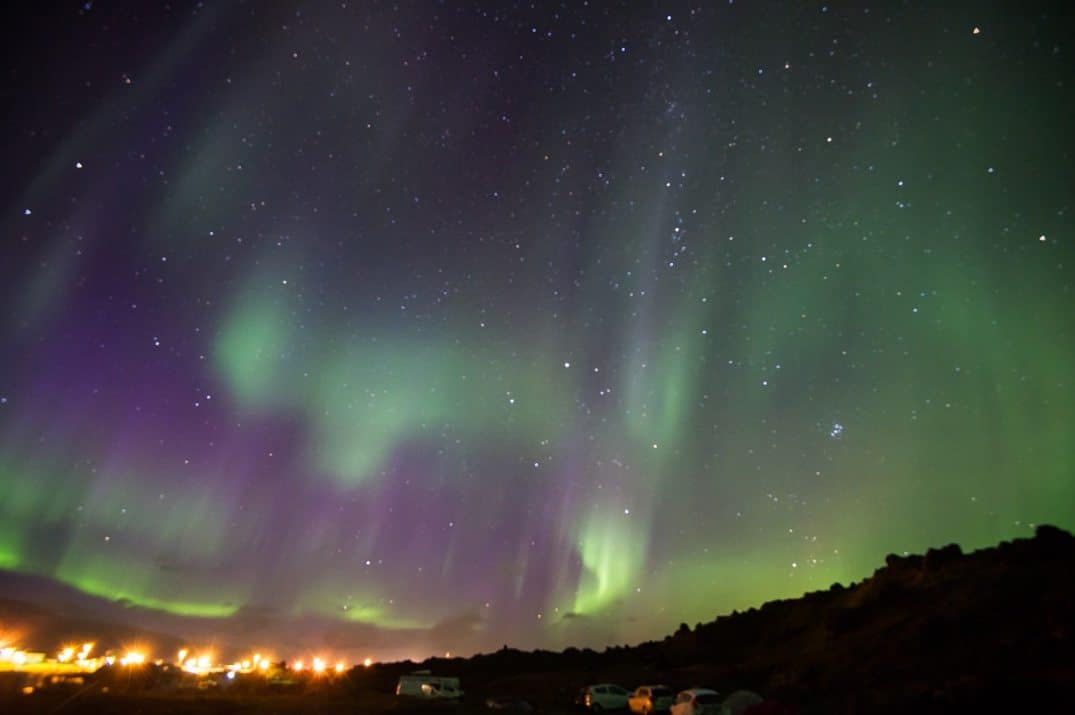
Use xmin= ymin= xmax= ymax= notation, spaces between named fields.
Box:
xmin=1 ymin=1 xmax=1073 ymax=661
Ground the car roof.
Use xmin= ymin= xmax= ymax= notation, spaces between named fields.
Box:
xmin=678 ymin=689 xmax=719 ymax=696
xmin=638 ymin=684 xmax=669 ymax=688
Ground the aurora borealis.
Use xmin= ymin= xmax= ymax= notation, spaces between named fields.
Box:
xmin=1 ymin=1 xmax=1073 ymax=661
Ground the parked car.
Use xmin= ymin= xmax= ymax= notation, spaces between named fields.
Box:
xmin=629 ymin=685 xmax=675 ymax=714
xmin=396 ymin=672 xmax=463 ymax=699
xmin=576 ymin=683 xmax=631 ymax=711
xmin=670 ymin=689 xmax=721 ymax=715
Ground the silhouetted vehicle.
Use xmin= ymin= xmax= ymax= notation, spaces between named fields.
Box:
xmin=577 ymin=683 xmax=631 ymax=710
xmin=396 ymin=672 xmax=463 ymax=699
xmin=670 ymin=689 xmax=721 ymax=715
xmin=629 ymin=685 xmax=674 ymax=714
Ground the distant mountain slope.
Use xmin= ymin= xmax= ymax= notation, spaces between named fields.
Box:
xmin=0 ymin=569 xmax=260 ymax=660
xmin=0 ymin=570 xmax=189 ymax=656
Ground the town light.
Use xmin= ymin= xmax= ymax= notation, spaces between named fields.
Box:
xmin=121 ymin=651 xmax=145 ymax=666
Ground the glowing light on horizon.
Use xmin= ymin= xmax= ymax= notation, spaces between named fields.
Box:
xmin=120 ymin=651 xmax=146 ymax=666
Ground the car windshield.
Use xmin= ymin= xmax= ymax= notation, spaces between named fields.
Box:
xmin=695 ymin=695 xmax=720 ymax=705
xmin=610 ymin=687 xmax=628 ymax=695
xmin=652 ymin=688 xmax=673 ymax=698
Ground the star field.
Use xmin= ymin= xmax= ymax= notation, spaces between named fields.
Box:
xmin=0 ymin=1 xmax=1073 ymax=660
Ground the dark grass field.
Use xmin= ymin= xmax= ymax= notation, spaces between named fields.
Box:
xmin=0 ymin=690 xmax=532 ymax=715
xmin=0 ymin=681 xmax=578 ymax=715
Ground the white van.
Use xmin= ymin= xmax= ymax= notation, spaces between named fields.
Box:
xmin=396 ymin=671 xmax=463 ymax=699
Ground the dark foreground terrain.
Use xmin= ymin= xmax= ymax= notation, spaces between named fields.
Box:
xmin=3 ymin=525 xmax=1074 ymax=713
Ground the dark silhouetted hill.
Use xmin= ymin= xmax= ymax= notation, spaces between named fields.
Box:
xmin=358 ymin=525 xmax=1075 ymax=713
